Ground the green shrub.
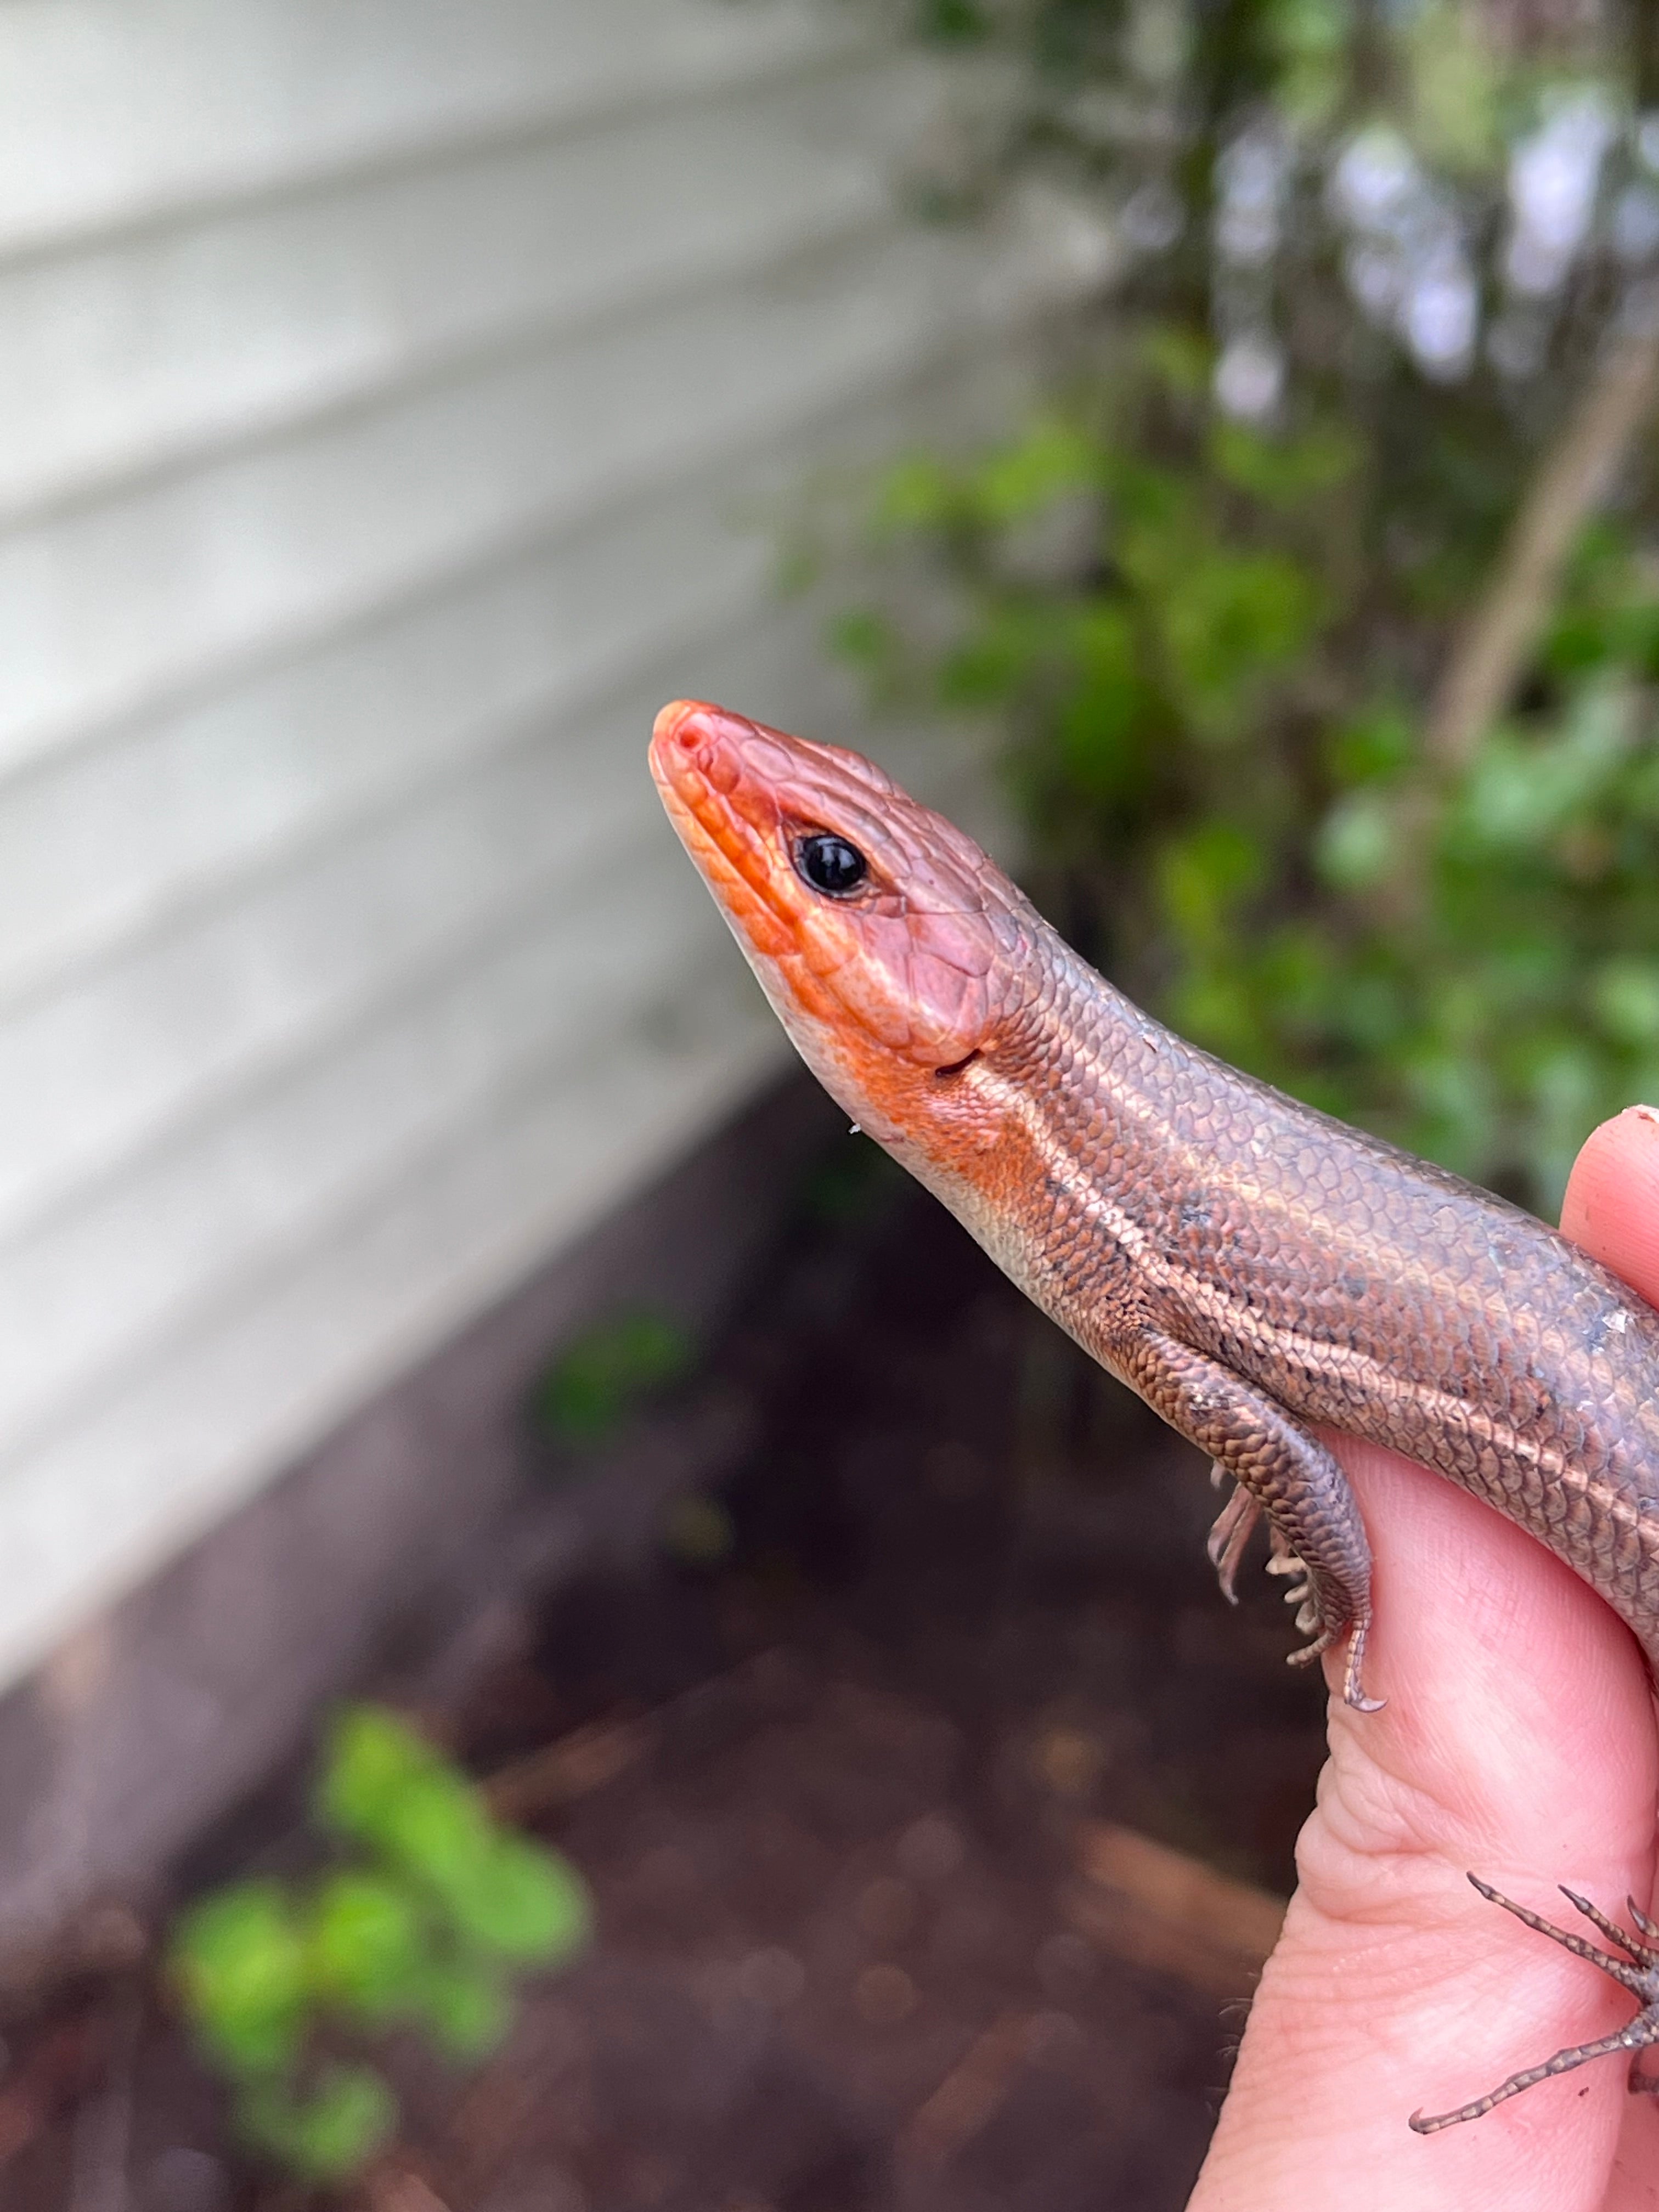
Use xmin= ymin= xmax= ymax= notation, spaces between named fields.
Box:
xmin=805 ymin=2 xmax=1659 ymax=1214
xmin=827 ymin=335 xmax=1659 ymax=1214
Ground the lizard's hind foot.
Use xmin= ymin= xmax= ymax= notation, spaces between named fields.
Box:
xmin=1409 ymin=1876 xmax=1659 ymax=2132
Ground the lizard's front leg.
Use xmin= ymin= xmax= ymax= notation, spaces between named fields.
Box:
xmin=1115 ymin=1328 xmax=1380 ymax=1710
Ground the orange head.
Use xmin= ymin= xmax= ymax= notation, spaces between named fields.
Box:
xmin=649 ymin=699 xmax=1043 ymax=1165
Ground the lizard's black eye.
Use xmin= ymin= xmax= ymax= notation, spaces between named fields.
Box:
xmin=795 ymin=832 xmax=868 ymax=896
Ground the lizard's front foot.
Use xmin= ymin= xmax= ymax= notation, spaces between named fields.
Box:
xmin=1409 ymin=1876 xmax=1659 ymax=2132
xmin=1206 ymin=1469 xmax=1378 ymax=1709
xmin=1120 ymin=1329 xmax=1379 ymax=1707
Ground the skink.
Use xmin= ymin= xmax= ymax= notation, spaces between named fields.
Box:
xmin=649 ymin=697 xmax=1659 ymax=2130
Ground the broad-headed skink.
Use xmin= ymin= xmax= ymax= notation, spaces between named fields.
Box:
xmin=648 ymin=696 xmax=1659 ymax=2131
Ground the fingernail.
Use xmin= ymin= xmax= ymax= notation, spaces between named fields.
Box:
xmin=1622 ymin=1103 xmax=1659 ymax=1130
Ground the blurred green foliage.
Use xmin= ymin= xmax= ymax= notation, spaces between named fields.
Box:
xmin=831 ymin=343 xmax=1659 ymax=1211
xmin=170 ymin=1705 xmax=590 ymax=2187
xmin=531 ymin=1308 xmax=695 ymax=1446
xmin=815 ymin=0 xmax=1659 ymax=1215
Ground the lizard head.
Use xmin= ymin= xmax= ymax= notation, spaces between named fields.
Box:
xmin=649 ymin=698 xmax=1040 ymax=1158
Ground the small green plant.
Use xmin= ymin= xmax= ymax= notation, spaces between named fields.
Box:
xmin=170 ymin=1705 xmax=591 ymax=2188
xmin=531 ymin=1307 xmax=695 ymax=1446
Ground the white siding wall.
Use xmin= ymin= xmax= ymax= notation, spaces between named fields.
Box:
xmin=0 ymin=0 xmax=1077 ymax=1690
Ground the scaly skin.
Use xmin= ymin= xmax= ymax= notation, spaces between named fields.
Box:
xmin=649 ymin=696 xmax=1659 ymax=2128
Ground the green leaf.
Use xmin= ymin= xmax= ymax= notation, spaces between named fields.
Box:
xmin=939 ymin=603 xmax=1052 ymax=707
xmin=1455 ymin=691 xmax=1631 ymax=854
xmin=1521 ymin=1040 xmax=1603 ymax=1217
xmin=413 ymin=1960 xmax=512 ymax=2061
xmin=1135 ymin=326 xmax=1211 ymax=398
xmin=1053 ymin=604 xmax=1147 ymax=797
xmin=374 ymin=1768 xmax=496 ymax=1906
xmin=1209 ymin=419 xmax=1359 ymax=508
xmin=1168 ymin=967 xmax=1265 ymax=1065
xmin=171 ymin=1695 xmax=593 ymax=2190
xmin=1327 ymin=703 xmax=1414 ymax=787
xmin=318 ymin=1705 xmax=439 ymax=1844
xmin=872 ymin=452 xmax=961 ymax=535
xmin=1155 ymin=549 xmax=1323 ymax=738
xmin=915 ymin=0 xmax=988 ymax=46
xmin=170 ymin=1882 xmax=308 ymax=2075
xmin=1158 ymin=820 xmax=1264 ymax=949
xmin=319 ymin=1705 xmax=589 ymax=1963
xmin=236 ymin=2064 xmax=397 ymax=2185
xmin=1268 ymin=0 xmax=1352 ymax=125
xmin=1315 ymin=791 xmax=1396 ymax=890
xmin=1112 ymin=461 xmax=1199 ymax=562
xmin=1402 ymin=0 xmax=1507 ymax=173
xmin=532 ymin=1310 xmax=694 ymax=1444
xmin=1606 ymin=599 xmax=1659 ymax=679
xmin=306 ymin=1870 xmax=430 ymax=2024
xmin=1593 ymin=961 xmax=1659 ymax=1047
xmin=1401 ymin=1045 xmax=1498 ymax=1181
xmin=970 ymin=419 xmax=1097 ymax=525
xmin=1269 ymin=0 xmax=1351 ymax=66
xmin=1545 ymin=606 xmax=1617 ymax=679
xmin=444 ymin=1837 xmax=592 ymax=1965
xmin=828 ymin=608 xmax=902 ymax=679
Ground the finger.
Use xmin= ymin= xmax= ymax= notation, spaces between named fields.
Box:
xmin=1567 ymin=1105 xmax=1659 ymax=2210
xmin=1193 ymin=1445 xmax=1657 ymax=2211
xmin=1560 ymin=1103 xmax=1659 ymax=1302
xmin=1193 ymin=1108 xmax=1659 ymax=2210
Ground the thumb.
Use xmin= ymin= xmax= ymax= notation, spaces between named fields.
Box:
xmin=1190 ymin=1106 xmax=1659 ymax=2212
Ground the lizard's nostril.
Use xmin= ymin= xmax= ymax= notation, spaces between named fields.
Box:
xmin=652 ymin=699 xmax=725 ymax=755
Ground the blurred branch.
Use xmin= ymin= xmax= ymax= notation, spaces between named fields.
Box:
xmin=481 ymin=1716 xmax=651 ymax=1822
xmin=1060 ymin=1820 xmax=1286 ymax=1999
xmin=1425 ymin=312 xmax=1659 ymax=772
xmin=896 ymin=2009 xmax=1036 ymax=2172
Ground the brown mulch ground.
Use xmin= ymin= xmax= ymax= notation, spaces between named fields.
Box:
xmin=0 ymin=1147 xmax=1330 ymax=2212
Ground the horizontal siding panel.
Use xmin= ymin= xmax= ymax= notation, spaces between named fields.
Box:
xmin=0 ymin=354 xmax=1025 ymax=1243
xmin=0 ymin=962 xmax=788 ymax=1690
xmin=0 ymin=0 xmax=1065 ymax=1688
xmin=0 ymin=0 xmax=857 ymax=257
xmin=0 ymin=58 xmax=927 ymax=522
xmin=0 ymin=342 xmax=1028 ymax=1012
xmin=0 ymin=663 xmax=654 ymax=1242
xmin=0 ymin=687 xmax=997 ymax=1686
xmin=0 ymin=848 xmax=711 ymax=1464
xmin=0 ymin=456 xmax=774 ymax=1008
xmin=0 ymin=606 xmax=997 ymax=1469
xmin=0 ymin=218 xmax=1021 ymax=781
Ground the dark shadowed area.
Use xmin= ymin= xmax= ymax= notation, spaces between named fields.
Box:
xmin=0 ymin=1132 xmax=1327 ymax=2212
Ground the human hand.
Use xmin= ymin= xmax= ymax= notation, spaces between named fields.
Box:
xmin=1188 ymin=1104 xmax=1659 ymax=2212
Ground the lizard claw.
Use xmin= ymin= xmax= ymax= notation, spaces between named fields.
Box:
xmin=1270 ymin=1540 xmax=1381 ymax=1710
xmin=1205 ymin=1515 xmax=1381 ymax=1709
xmin=1339 ymin=1609 xmax=1382 ymax=1711
xmin=1280 ymin=1609 xmax=1380 ymax=1713
xmin=1205 ymin=1474 xmax=1262 ymax=1605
